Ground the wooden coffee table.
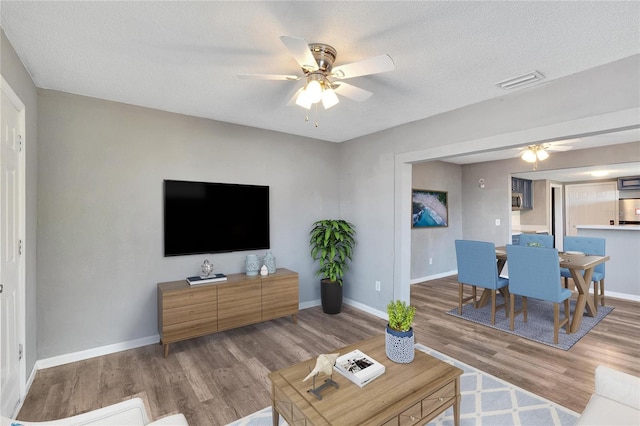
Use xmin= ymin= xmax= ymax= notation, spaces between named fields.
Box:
xmin=269 ymin=335 xmax=463 ymax=426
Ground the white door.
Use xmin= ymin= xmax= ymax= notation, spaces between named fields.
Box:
xmin=1 ymin=77 xmax=25 ymax=418
xmin=565 ymin=182 xmax=618 ymax=236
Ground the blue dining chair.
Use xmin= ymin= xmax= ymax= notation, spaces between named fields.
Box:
xmin=455 ymin=240 xmax=509 ymax=324
xmin=506 ymin=244 xmax=572 ymax=344
xmin=561 ymin=236 xmax=606 ymax=309
xmin=519 ymin=233 xmax=554 ymax=248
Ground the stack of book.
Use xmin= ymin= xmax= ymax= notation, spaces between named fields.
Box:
xmin=333 ymin=349 xmax=385 ymax=387
xmin=186 ymin=273 xmax=227 ymax=285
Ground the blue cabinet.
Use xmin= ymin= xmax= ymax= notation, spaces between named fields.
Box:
xmin=512 ymin=177 xmax=533 ymax=209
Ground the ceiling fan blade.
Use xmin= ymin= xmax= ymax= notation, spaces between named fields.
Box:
xmin=333 ymin=82 xmax=373 ymax=102
xmin=237 ymin=73 xmax=300 ymax=81
xmin=280 ymin=36 xmax=319 ymax=72
xmin=331 ymin=54 xmax=395 ymax=79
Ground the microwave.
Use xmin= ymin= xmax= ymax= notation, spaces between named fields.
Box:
xmin=512 ymin=192 xmax=524 ymax=210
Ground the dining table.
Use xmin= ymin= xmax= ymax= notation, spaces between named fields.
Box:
xmin=477 ymin=246 xmax=610 ymax=333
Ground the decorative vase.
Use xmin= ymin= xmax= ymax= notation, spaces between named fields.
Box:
xmin=260 ymin=265 xmax=268 ymax=276
xmin=245 ymin=255 xmax=260 ymax=276
xmin=385 ymin=325 xmax=414 ymax=363
xmin=201 ymin=259 xmax=214 ymax=277
xmin=262 ymin=251 xmax=276 ymax=274
xmin=320 ymin=279 xmax=343 ymax=314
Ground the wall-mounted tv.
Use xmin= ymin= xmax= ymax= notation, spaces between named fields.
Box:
xmin=163 ymin=180 xmax=270 ymax=256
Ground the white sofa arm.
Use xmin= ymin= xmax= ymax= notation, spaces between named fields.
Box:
xmin=1 ymin=398 xmax=150 ymax=426
xmin=595 ymin=365 xmax=640 ymax=410
xmin=147 ymin=414 xmax=189 ymax=425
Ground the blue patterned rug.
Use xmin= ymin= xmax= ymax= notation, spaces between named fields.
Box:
xmin=226 ymin=344 xmax=579 ymax=426
xmin=447 ymin=296 xmax=613 ymax=350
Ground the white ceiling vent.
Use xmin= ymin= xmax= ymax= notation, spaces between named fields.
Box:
xmin=496 ymin=70 xmax=545 ymax=90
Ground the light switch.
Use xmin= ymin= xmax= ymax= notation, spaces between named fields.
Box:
xmin=495 ymin=219 xmax=501 ymax=226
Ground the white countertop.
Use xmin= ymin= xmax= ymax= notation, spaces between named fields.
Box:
xmin=576 ymin=225 xmax=640 ymax=231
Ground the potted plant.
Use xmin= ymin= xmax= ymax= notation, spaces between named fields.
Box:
xmin=385 ymin=300 xmax=416 ymax=363
xmin=309 ymin=219 xmax=356 ymax=314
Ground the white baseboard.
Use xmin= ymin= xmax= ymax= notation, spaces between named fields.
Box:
xmin=36 ymin=334 xmax=160 ymax=370
xmin=299 ymin=299 xmax=321 ymax=310
xmin=410 ymin=270 xmax=457 ymax=285
xmin=344 ymin=298 xmax=387 ymax=320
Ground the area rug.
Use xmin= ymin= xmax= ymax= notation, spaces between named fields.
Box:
xmin=447 ymin=296 xmax=613 ymax=350
xmin=226 ymin=344 xmax=579 ymax=426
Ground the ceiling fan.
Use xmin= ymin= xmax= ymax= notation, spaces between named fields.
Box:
xmin=237 ymin=36 xmax=395 ymax=111
xmin=516 ymin=140 xmax=576 ymax=168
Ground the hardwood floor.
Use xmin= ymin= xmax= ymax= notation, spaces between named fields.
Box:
xmin=18 ymin=276 xmax=640 ymax=425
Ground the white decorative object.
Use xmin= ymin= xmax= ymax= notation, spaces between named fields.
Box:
xmin=303 ymin=353 xmax=339 ymax=382
xmin=245 ymin=254 xmax=260 ymax=276
xmin=262 ymin=251 xmax=276 ymax=273
xmin=260 ymin=265 xmax=268 ymax=276
xmin=201 ymin=259 xmax=214 ymax=277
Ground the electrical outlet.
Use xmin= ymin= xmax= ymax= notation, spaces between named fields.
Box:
xmin=495 ymin=219 xmax=501 ymax=226
xmin=429 ymin=257 xmax=433 ymax=265
xmin=375 ymin=281 xmax=381 ymax=291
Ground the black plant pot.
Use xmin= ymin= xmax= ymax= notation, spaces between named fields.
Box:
xmin=321 ymin=279 xmax=343 ymax=314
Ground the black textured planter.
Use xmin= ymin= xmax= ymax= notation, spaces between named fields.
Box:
xmin=321 ymin=279 xmax=343 ymax=314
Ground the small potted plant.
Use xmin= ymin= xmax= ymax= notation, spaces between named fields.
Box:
xmin=309 ymin=219 xmax=356 ymax=314
xmin=386 ymin=300 xmax=416 ymax=363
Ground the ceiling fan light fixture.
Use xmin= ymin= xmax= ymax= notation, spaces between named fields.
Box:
xmin=321 ymin=88 xmax=339 ymax=109
xmin=536 ymin=149 xmax=549 ymax=161
xmin=305 ymin=79 xmax=323 ymax=104
xmin=295 ymin=90 xmax=312 ymax=109
xmin=521 ymin=149 xmax=537 ymax=163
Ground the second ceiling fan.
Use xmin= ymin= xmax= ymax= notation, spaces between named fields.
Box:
xmin=238 ymin=36 xmax=395 ymax=110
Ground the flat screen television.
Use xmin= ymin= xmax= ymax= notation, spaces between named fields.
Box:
xmin=163 ymin=180 xmax=270 ymax=256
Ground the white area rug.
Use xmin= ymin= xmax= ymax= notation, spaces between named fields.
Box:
xmin=226 ymin=344 xmax=579 ymax=425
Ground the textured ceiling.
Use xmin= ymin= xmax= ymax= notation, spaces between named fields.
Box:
xmin=1 ymin=1 xmax=639 ymax=145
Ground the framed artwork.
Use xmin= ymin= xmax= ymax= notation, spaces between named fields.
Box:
xmin=412 ymin=189 xmax=448 ymax=228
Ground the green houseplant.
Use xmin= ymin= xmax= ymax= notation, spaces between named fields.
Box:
xmin=385 ymin=300 xmax=416 ymax=363
xmin=309 ymin=219 xmax=356 ymax=314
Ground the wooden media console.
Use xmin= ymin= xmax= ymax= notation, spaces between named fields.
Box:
xmin=158 ymin=268 xmax=298 ymax=357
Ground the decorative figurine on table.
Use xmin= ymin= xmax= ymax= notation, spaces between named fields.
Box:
xmin=201 ymin=259 xmax=214 ymax=277
xmin=303 ymin=353 xmax=340 ymax=400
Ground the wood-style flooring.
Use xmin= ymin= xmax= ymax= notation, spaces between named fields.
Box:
xmin=18 ymin=276 xmax=640 ymax=425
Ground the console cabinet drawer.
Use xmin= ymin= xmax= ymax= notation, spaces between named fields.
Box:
xmin=162 ymin=318 xmax=218 ymax=342
xmin=163 ymin=301 xmax=217 ymax=326
xmin=163 ymin=287 xmax=217 ymax=309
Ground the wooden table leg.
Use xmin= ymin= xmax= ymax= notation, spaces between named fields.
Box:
xmin=454 ymin=377 xmax=460 ymax=426
xmin=271 ymin=383 xmax=279 ymax=426
xmin=164 ymin=343 xmax=169 ymax=358
xmin=478 ymin=259 xmax=507 ymax=309
xmin=569 ymin=268 xmax=597 ymax=333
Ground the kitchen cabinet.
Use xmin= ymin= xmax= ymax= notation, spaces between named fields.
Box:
xmin=512 ymin=177 xmax=533 ymax=209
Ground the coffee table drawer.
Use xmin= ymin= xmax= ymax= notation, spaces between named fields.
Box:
xmin=399 ymin=400 xmax=422 ymax=425
xmin=422 ymin=380 xmax=456 ymax=417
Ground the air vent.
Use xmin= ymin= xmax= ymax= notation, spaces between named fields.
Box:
xmin=496 ymin=70 xmax=545 ymax=90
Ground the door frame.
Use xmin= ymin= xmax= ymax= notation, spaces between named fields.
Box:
xmin=550 ymin=183 xmax=564 ymax=250
xmin=0 ymin=75 xmax=27 ymax=416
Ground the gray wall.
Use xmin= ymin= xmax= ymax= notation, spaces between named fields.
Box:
xmin=1 ymin=30 xmax=39 ymax=377
xmin=411 ymin=161 xmax=462 ymax=279
xmin=460 ymin=142 xmax=640 ymax=244
xmin=36 ymin=90 xmax=339 ymax=358
xmin=339 ymin=55 xmax=639 ymax=311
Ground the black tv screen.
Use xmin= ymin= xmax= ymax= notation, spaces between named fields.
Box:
xmin=163 ymin=180 xmax=270 ymax=256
